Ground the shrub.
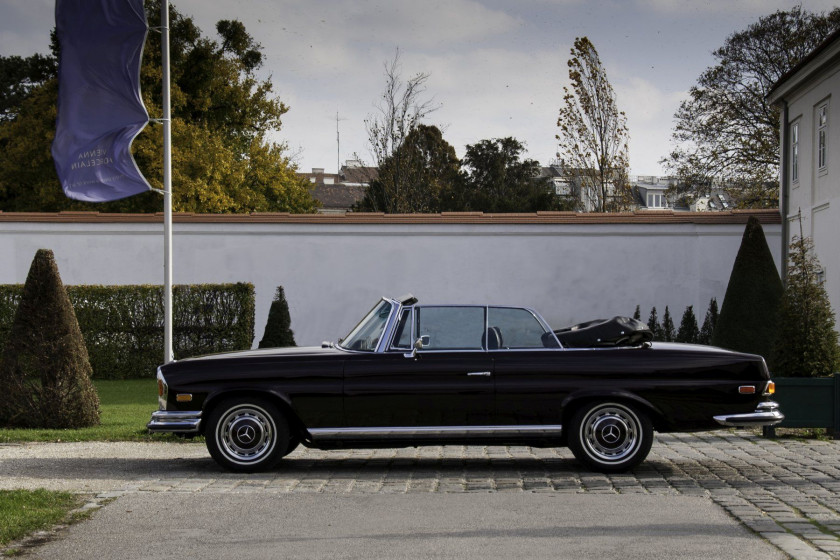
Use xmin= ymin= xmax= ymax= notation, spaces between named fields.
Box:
xmin=676 ymin=306 xmax=699 ymax=344
xmin=647 ymin=307 xmax=661 ymax=340
xmin=0 ymin=283 xmax=255 ymax=379
xmin=712 ymin=216 xmax=783 ymax=363
xmin=661 ymin=306 xmax=676 ymax=342
xmin=772 ymin=233 xmax=840 ymax=377
xmin=698 ymin=298 xmax=718 ymax=345
xmin=259 ymin=286 xmax=297 ymax=348
xmin=0 ymin=249 xmax=99 ymax=428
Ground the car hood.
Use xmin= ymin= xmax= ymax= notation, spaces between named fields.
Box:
xmin=176 ymin=345 xmax=345 ymax=362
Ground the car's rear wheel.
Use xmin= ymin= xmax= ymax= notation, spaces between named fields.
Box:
xmin=205 ymin=397 xmax=288 ymax=472
xmin=568 ymin=401 xmax=653 ymax=473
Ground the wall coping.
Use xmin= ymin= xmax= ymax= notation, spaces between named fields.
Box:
xmin=0 ymin=209 xmax=781 ymax=225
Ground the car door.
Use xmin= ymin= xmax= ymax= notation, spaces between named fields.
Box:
xmin=343 ymin=305 xmax=495 ymax=428
xmin=486 ymin=306 xmax=568 ymax=426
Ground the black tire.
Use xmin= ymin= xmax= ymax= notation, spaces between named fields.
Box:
xmin=281 ymin=434 xmax=301 ymax=458
xmin=568 ymin=401 xmax=653 ymax=473
xmin=205 ymin=397 xmax=289 ymax=472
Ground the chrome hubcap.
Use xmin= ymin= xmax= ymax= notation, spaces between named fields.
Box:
xmin=581 ymin=404 xmax=640 ymax=463
xmin=217 ymin=405 xmax=276 ymax=465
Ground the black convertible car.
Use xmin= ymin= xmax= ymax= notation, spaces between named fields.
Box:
xmin=148 ymin=295 xmax=783 ymax=473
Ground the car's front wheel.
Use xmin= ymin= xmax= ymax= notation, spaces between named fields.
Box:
xmin=205 ymin=397 xmax=288 ymax=472
xmin=568 ymin=401 xmax=653 ymax=473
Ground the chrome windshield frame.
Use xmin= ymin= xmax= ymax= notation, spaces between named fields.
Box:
xmin=336 ymin=297 xmax=401 ymax=353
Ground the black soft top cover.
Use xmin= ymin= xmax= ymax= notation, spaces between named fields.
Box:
xmin=553 ymin=316 xmax=653 ymax=348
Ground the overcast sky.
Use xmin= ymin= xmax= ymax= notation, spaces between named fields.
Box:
xmin=1 ymin=0 xmax=837 ymax=175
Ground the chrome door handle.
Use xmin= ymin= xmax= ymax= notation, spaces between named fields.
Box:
xmin=467 ymin=371 xmax=492 ymax=377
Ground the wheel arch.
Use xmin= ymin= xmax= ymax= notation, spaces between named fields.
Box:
xmin=561 ymin=391 xmax=667 ymax=432
xmin=202 ymin=389 xmax=307 ymax=440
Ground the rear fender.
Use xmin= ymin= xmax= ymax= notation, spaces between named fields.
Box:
xmin=561 ymin=390 xmax=668 ymax=431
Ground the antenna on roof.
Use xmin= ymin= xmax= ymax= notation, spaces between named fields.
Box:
xmin=335 ymin=112 xmax=348 ymax=174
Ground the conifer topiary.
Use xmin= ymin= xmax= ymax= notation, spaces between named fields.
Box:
xmin=676 ymin=305 xmax=699 ymax=343
xmin=661 ymin=306 xmax=676 ymax=342
xmin=259 ymin=286 xmax=297 ymax=348
xmin=772 ymin=231 xmax=840 ymax=377
xmin=0 ymin=249 xmax=99 ymax=428
xmin=711 ymin=216 xmax=783 ymax=363
xmin=698 ymin=298 xmax=718 ymax=345
xmin=647 ymin=307 xmax=661 ymax=341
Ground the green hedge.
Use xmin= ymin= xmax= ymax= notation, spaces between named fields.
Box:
xmin=0 ymin=283 xmax=255 ymax=379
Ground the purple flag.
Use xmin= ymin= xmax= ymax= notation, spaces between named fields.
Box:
xmin=52 ymin=0 xmax=151 ymax=202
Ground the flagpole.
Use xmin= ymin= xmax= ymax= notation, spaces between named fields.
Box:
xmin=161 ymin=0 xmax=173 ymax=364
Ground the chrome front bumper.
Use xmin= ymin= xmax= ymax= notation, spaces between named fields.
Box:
xmin=147 ymin=410 xmax=202 ymax=433
xmin=713 ymin=401 xmax=784 ymax=428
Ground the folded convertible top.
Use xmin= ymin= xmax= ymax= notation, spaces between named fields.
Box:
xmin=553 ymin=316 xmax=653 ymax=348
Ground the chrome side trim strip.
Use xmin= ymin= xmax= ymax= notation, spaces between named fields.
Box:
xmin=309 ymin=425 xmax=563 ymax=440
xmin=147 ymin=410 xmax=202 ymax=433
xmin=713 ymin=401 xmax=784 ymax=428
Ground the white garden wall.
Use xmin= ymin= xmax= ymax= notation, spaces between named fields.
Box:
xmin=0 ymin=211 xmax=782 ymax=349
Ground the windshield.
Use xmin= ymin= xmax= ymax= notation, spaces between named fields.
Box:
xmin=339 ymin=300 xmax=394 ymax=352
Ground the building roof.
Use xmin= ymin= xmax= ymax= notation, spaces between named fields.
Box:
xmin=767 ymin=26 xmax=840 ymax=104
xmin=0 ymin=209 xmax=781 ymax=225
xmin=311 ymin=184 xmax=367 ymax=210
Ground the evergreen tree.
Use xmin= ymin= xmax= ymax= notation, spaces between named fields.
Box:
xmin=676 ymin=305 xmax=700 ymax=344
xmin=647 ymin=307 xmax=661 ymax=341
xmin=698 ymin=298 xmax=719 ymax=345
xmin=712 ymin=216 xmax=783 ymax=363
xmin=773 ymin=232 xmax=840 ymax=377
xmin=0 ymin=249 xmax=99 ymax=428
xmin=258 ymin=287 xmax=296 ymax=348
xmin=662 ymin=306 xmax=676 ymax=342
xmin=632 ymin=305 xmax=641 ymax=321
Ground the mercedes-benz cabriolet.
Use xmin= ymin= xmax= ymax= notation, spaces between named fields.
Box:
xmin=148 ymin=294 xmax=782 ymax=473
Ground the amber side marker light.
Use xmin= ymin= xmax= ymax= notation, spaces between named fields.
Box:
xmin=176 ymin=394 xmax=193 ymax=403
xmin=738 ymin=386 xmax=756 ymax=394
xmin=765 ymin=381 xmax=776 ymax=395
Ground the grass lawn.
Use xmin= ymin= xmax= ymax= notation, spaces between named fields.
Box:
xmin=0 ymin=489 xmax=83 ymax=547
xmin=0 ymin=379 xmax=187 ymax=443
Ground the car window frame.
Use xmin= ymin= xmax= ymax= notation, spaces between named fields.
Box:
xmin=384 ymin=304 xmax=564 ymax=353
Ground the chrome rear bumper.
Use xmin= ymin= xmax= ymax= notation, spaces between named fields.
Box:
xmin=713 ymin=401 xmax=784 ymax=428
xmin=147 ymin=410 xmax=202 ymax=433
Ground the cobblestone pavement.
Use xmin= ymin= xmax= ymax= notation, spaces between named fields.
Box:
xmin=3 ymin=430 xmax=840 ymax=560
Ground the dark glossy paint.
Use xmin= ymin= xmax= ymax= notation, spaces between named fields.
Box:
xmin=157 ymin=339 xmax=771 ymax=447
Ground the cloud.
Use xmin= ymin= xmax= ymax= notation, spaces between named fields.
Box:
xmin=613 ymin=77 xmax=689 ymax=174
xmin=637 ymin=0 xmax=839 ymax=16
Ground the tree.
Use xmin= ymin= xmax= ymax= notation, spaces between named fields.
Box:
xmin=661 ymin=306 xmax=676 ymax=342
xmin=355 ymin=125 xmax=459 ymax=213
xmin=632 ymin=305 xmax=641 ymax=321
xmin=0 ymin=52 xmax=55 ymax=122
xmin=359 ymin=49 xmax=438 ymax=212
xmin=449 ymin=137 xmax=561 ymax=213
xmin=698 ymin=298 xmax=719 ymax=345
xmin=556 ymin=37 xmax=631 ymax=212
xmin=676 ymin=306 xmax=700 ymax=344
xmin=0 ymin=249 xmax=99 ymax=428
xmin=663 ymin=6 xmax=840 ymax=208
xmin=647 ymin=307 xmax=661 ymax=341
xmin=259 ymin=287 xmax=296 ymax=348
xmin=773 ymin=224 xmax=840 ymax=377
xmin=712 ymin=217 xmax=783 ymax=363
xmin=0 ymin=1 xmax=316 ymax=213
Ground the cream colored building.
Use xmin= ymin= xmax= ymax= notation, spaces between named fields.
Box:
xmin=769 ymin=29 xmax=840 ymax=321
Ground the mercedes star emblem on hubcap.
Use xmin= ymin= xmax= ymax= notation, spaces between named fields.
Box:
xmin=237 ymin=425 xmax=256 ymax=444
xmin=601 ymin=425 xmax=621 ymax=444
